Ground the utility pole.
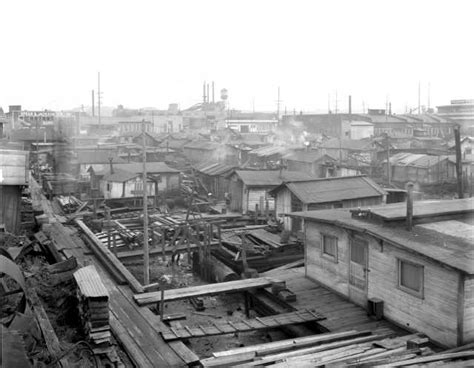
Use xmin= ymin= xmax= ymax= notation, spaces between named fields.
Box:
xmin=142 ymin=120 xmax=150 ymax=285
xmin=454 ymin=125 xmax=464 ymax=198
xmin=98 ymin=72 xmax=102 ymax=127
xmin=417 ymin=81 xmax=421 ymax=115
xmin=386 ymin=134 xmax=391 ymax=185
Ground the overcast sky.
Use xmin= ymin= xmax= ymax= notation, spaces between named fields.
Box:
xmin=1 ymin=0 xmax=473 ymax=114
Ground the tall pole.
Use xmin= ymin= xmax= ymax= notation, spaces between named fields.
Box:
xmin=276 ymin=86 xmax=280 ymax=123
xmin=142 ymin=120 xmax=150 ymax=285
xmin=417 ymin=81 xmax=421 ymax=115
xmin=92 ymin=89 xmax=95 ymax=117
xmin=98 ymin=72 xmax=101 ymax=127
xmin=454 ymin=125 xmax=464 ymax=199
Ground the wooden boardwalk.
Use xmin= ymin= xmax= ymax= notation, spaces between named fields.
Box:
xmin=161 ymin=309 xmax=326 ymax=341
xmin=134 ymin=277 xmax=285 ymax=306
xmin=262 ymin=267 xmax=406 ymax=335
xmin=30 ymin=177 xmax=194 ymax=367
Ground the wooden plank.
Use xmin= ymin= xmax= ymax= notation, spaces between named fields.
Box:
xmin=117 ymin=242 xmax=219 ymax=261
xmin=134 ymin=277 xmax=285 ymax=306
xmin=377 ymin=351 xmax=474 ymax=367
xmin=75 ymin=219 xmax=144 ymax=293
xmin=212 ymin=329 xmax=372 ymax=358
xmin=162 ymin=309 xmax=325 ymax=341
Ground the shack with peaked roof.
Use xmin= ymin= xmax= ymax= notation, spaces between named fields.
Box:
xmin=386 ymin=152 xmax=456 ymax=185
xmin=93 ymin=161 xmax=181 ymax=199
xmin=270 ymin=175 xmax=386 ymax=232
xmin=183 ymin=140 xmax=236 ymax=164
xmin=290 ymin=198 xmax=474 ymax=347
xmin=284 ymin=150 xmax=337 ymax=177
xmin=193 ymin=161 xmax=236 ymax=201
xmin=227 ymin=170 xmax=315 ymax=214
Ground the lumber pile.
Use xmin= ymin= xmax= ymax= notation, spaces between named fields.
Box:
xmin=200 ymin=329 xmax=436 ymax=367
xmin=73 ymin=265 xmax=111 ymax=353
xmin=55 ymin=195 xmax=83 ymax=214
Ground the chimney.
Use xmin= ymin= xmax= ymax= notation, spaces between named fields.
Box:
xmin=212 ymin=81 xmax=215 ymax=103
xmin=207 ymin=84 xmax=210 ymax=104
xmin=348 ymin=95 xmax=352 ymax=115
xmin=203 ymin=82 xmax=206 ymax=103
xmin=109 ymin=157 xmax=114 ymax=174
xmin=389 ymin=102 xmax=392 ymax=115
xmin=406 ymin=182 xmax=414 ymax=231
xmin=92 ymin=90 xmax=95 ymax=117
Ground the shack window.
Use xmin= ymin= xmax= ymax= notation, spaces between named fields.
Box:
xmin=398 ymin=259 xmax=424 ymax=298
xmin=321 ymin=234 xmax=338 ymax=262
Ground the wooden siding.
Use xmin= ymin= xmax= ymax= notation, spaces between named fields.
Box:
xmin=305 ymin=222 xmax=350 ymax=297
xmin=0 ymin=186 xmax=22 ymax=234
xmin=0 ymin=150 xmax=29 ymax=185
xmin=246 ymin=187 xmax=275 ymax=214
xmin=275 ymin=187 xmax=292 ymax=230
xmin=100 ymin=173 xmax=179 ymax=199
xmin=229 ymin=179 xmax=243 ymax=212
xmin=368 ymin=239 xmax=459 ymax=347
xmin=464 ymin=277 xmax=474 ymax=344
xmin=304 ymin=220 xmax=463 ymax=347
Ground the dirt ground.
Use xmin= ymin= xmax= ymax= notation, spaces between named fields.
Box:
xmin=126 ymin=256 xmax=286 ymax=358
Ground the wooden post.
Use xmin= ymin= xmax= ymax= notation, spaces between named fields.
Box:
xmin=454 ymin=126 xmax=464 ymax=198
xmin=112 ymin=232 xmax=117 ymax=257
xmin=161 ymin=227 xmax=166 ymax=262
xmin=160 ymin=286 xmax=165 ymax=321
xmin=406 ymin=182 xmax=414 ymax=231
xmin=244 ymin=291 xmax=250 ymax=318
xmin=142 ymin=121 xmax=150 ymax=285
xmin=241 ymin=236 xmax=248 ymax=273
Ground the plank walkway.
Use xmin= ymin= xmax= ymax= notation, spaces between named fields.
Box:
xmin=30 ymin=177 xmax=193 ymax=367
xmin=262 ymin=267 xmax=406 ymax=335
xmin=134 ymin=276 xmax=285 ymax=306
xmin=161 ymin=309 xmax=326 ymax=341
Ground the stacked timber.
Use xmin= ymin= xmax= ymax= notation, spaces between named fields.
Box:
xmin=73 ymin=265 xmax=111 ymax=352
xmin=55 ymin=195 xmax=83 ymax=214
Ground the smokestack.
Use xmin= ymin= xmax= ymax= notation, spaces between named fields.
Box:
xmin=109 ymin=157 xmax=114 ymax=175
xmin=406 ymin=182 xmax=414 ymax=231
xmin=92 ymin=90 xmax=95 ymax=117
xmin=207 ymin=84 xmax=210 ymax=104
xmin=212 ymin=81 xmax=215 ymax=103
xmin=203 ymin=82 xmax=206 ymax=103
xmin=348 ymin=95 xmax=352 ymax=115
xmin=389 ymin=102 xmax=392 ymax=116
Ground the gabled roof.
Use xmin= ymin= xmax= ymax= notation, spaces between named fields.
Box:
xmin=194 ymin=161 xmax=236 ymax=176
xmin=233 ymin=170 xmax=315 ymax=187
xmin=76 ymin=150 xmax=125 ymax=164
xmin=183 ymin=140 xmax=222 ymax=151
xmin=249 ymin=145 xmax=288 ymax=157
xmin=388 ymin=152 xmax=454 ymax=167
xmin=284 ymin=150 xmax=336 ymax=163
xmin=102 ymin=168 xmax=139 ymax=182
xmin=113 ymin=162 xmax=179 ymax=174
xmin=270 ymin=175 xmax=386 ymax=204
xmin=320 ymin=138 xmax=374 ymax=151
xmin=290 ymin=198 xmax=474 ymax=274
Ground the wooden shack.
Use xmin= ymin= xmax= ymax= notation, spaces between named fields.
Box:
xmin=227 ymin=170 xmax=314 ymax=214
xmin=193 ymin=161 xmax=236 ymax=201
xmin=270 ymin=175 xmax=386 ymax=232
xmin=291 ymin=198 xmax=474 ymax=348
xmin=0 ymin=149 xmax=29 ymax=234
xmin=284 ymin=150 xmax=337 ymax=177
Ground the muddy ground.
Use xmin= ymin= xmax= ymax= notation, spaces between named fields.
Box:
xmin=126 ymin=256 xmax=286 ymax=358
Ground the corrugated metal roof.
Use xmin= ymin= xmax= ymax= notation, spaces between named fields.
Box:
xmin=183 ymin=140 xmax=222 ymax=150
xmin=194 ymin=161 xmax=236 ymax=176
xmin=284 ymin=151 xmax=336 ymax=163
xmin=73 ymin=265 xmax=109 ymax=299
xmin=320 ymin=138 xmax=374 ymax=151
xmin=280 ymin=176 xmax=385 ymax=204
xmin=249 ymin=145 xmax=288 ymax=157
xmin=389 ymin=153 xmax=453 ymax=168
xmin=235 ymin=170 xmax=315 ymax=186
xmin=102 ymin=168 xmax=139 ymax=182
xmin=114 ymin=162 xmax=179 ymax=174
xmin=76 ymin=150 xmax=126 ymax=164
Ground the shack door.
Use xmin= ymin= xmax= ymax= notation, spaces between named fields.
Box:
xmin=348 ymin=237 xmax=368 ymax=307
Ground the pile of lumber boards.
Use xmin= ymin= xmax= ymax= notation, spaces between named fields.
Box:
xmin=55 ymin=195 xmax=83 ymax=214
xmin=200 ymin=329 xmax=441 ymax=367
xmin=73 ymin=265 xmax=111 ymax=353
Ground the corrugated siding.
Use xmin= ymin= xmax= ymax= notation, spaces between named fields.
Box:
xmin=0 ymin=186 xmax=22 ymax=234
xmin=464 ymin=278 xmax=474 ymax=344
xmin=276 ymin=187 xmax=292 ymax=230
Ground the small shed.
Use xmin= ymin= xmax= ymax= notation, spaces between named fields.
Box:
xmin=193 ymin=161 xmax=236 ymax=201
xmin=291 ymin=198 xmax=474 ymax=348
xmin=284 ymin=150 xmax=336 ymax=177
xmin=227 ymin=170 xmax=314 ymax=214
xmin=270 ymin=175 xmax=386 ymax=232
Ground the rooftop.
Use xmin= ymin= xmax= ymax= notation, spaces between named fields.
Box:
xmin=194 ymin=161 xmax=236 ymax=176
xmin=271 ymin=175 xmax=386 ymax=204
xmin=291 ymin=198 xmax=474 ymax=274
xmin=284 ymin=150 xmax=336 ymax=163
xmin=233 ymin=170 xmax=315 ymax=186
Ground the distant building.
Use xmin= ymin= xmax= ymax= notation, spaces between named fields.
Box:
xmin=226 ymin=112 xmax=278 ymax=134
xmin=437 ymin=99 xmax=474 ymax=131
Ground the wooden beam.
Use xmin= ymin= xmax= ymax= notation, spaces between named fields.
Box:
xmin=134 ymin=277 xmax=285 ymax=306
